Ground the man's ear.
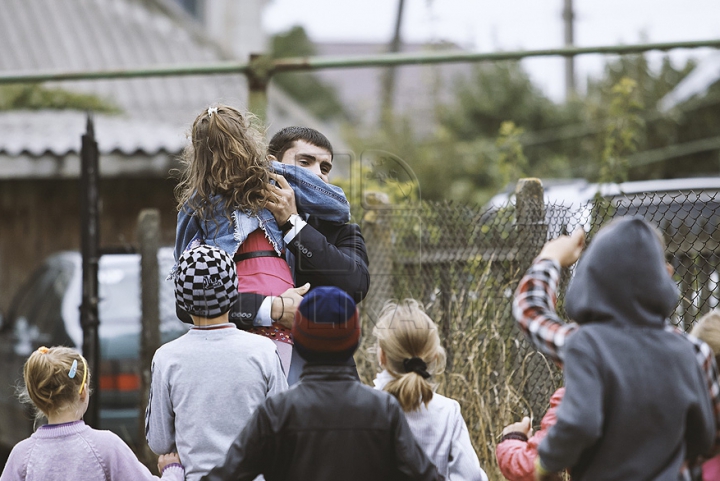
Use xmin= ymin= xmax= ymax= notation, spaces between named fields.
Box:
xmin=268 ymin=154 xmax=277 ymax=162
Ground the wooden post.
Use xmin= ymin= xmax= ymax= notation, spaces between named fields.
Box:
xmin=137 ymin=209 xmax=160 ymax=468
xmin=515 ymin=178 xmax=547 ymax=257
xmin=514 ymin=178 xmax=550 ymax=418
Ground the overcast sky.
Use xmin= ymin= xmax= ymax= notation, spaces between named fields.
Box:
xmin=263 ymin=0 xmax=720 ymax=102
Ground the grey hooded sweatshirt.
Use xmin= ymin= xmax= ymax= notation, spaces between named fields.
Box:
xmin=538 ymin=217 xmax=714 ymax=480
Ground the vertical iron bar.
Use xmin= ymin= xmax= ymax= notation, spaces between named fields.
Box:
xmin=80 ymin=113 xmax=100 ymax=427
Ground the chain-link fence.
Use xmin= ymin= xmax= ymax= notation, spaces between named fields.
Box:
xmin=355 ymin=180 xmax=720 ymax=478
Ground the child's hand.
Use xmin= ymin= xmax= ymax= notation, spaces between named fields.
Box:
xmin=157 ymin=453 xmax=181 ymax=472
xmin=538 ymin=229 xmax=585 ymax=267
xmin=502 ymin=416 xmax=532 ymax=437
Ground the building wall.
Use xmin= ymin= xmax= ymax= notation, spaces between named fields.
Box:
xmin=0 ymin=178 xmax=178 ymax=311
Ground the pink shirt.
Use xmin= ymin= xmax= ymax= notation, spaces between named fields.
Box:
xmin=235 ymin=229 xmax=293 ymax=296
xmin=495 ymin=388 xmax=565 ymax=481
xmin=704 ymin=454 xmax=720 ymax=481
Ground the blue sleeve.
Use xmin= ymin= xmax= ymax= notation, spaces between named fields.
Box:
xmin=174 ymin=206 xmax=201 ymax=261
xmin=271 ymin=161 xmax=350 ymax=223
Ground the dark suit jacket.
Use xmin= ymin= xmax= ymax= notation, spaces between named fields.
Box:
xmin=229 ymin=217 xmax=370 ymax=329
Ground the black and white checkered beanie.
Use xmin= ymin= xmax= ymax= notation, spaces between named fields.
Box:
xmin=174 ymin=245 xmax=238 ymax=319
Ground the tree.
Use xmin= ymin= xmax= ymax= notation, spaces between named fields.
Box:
xmin=0 ymin=84 xmax=118 ymax=112
xmin=271 ymin=26 xmax=347 ymax=121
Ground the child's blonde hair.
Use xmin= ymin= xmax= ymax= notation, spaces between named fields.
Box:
xmin=691 ymin=310 xmax=720 ymax=358
xmin=21 ymin=346 xmax=89 ymax=420
xmin=175 ymin=105 xmax=272 ymax=222
xmin=373 ymin=299 xmax=446 ymax=412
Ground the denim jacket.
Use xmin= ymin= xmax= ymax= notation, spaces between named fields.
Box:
xmin=172 ymin=161 xmax=350 ymax=273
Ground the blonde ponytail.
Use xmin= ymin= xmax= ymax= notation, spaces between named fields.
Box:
xmin=20 ymin=346 xmax=89 ymax=420
xmin=373 ymin=299 xmax=446 ymax=412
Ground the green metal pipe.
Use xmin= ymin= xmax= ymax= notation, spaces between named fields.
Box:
xmin=271 ymin=39 xmax=720 ymax=72
xmin=0 ymin=38 xmax=718 ymax=84
xmin=0 ymin=61 xmax=249 ymax=84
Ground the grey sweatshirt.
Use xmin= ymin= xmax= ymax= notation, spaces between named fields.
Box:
xmin=145 ymin=324 xmax=288 ymax=481
xmin=539 ymin=217 xmax=715 ymax=480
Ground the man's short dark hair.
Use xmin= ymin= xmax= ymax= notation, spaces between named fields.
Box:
xmin=268 ymin=127 xmax=334 ymax=162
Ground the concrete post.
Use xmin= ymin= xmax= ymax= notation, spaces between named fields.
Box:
xmin=137 ymin=209 xmax=160 ymax=468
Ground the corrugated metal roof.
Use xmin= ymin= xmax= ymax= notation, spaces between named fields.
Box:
xmin=0 ymin=0 xmax=345 ymax=161
xmin=0 ymin=111 xmax=187 ymax=156
xmin=0 ymin=0 xmax=246 ymax=123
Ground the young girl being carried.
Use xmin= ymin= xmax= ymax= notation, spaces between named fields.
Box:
xmin=173 ymin=105 xmax=350 ymax=372
xmin=0 ymin=346 xmax=183 ymax=481
xmin=372 ymin=300 xmax=489 ymax=481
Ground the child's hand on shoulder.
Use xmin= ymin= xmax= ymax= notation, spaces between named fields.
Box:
xmin=538 ymin=229 xmax=585 ymax=267
xmin=158 ymin=453 xmax=181 ymax=473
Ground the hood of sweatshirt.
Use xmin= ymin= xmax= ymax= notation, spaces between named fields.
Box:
xmin=565 ymin=216 xmax=678 ymax=328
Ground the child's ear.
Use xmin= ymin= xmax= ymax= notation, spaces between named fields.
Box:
xmin=378 ymin=348 xmax=386 ymax=367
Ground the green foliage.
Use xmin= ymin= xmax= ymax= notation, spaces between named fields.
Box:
xmin=271 ymin=26 xmax=347 ymax=120
xmin=0 ymin=84 xmax=119 ymax=112
xmin=333 ymin=151 xmax=419 ymax=221
xmin=496 ymin=121 xmax=528 ymax=186
xmin=439 ymin=62 xmax=566 ymax=140
xmin=599 ymin=77 xmax=644 ymax=183
xmin=349 ymin=61 xmax=582 ymax=205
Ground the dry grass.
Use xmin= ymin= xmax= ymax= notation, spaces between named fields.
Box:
xmin=355 ymin=261 xmax=562 ymax=480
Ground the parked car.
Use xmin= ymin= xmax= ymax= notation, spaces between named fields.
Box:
xmin=486 ymin=176 xmax=720 ymax=237
xmin=0 ymin=248 xmax=188 ymax=452
xmin=488 ymin=176 xmax=720 ymax=328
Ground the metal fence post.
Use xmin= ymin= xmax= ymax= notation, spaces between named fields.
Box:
xmin=80 ymin=114 xmax=100 ymax=428
xmin=137 ymin=209 xmax=160 ymax=468
xmin=247 ymin=53 xmax=271 ymax=125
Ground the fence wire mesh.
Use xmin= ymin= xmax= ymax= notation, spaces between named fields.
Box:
xmin=355 ymin=188 xmax=720 ymax=478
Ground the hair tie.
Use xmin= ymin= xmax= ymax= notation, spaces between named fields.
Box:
xmin=402 ymin=357 xmax=430 ymax=379
xmin=37 ymin=346 xmax=49 ymax=354
xmin=207 ymin=107 xmax=218 ymax=117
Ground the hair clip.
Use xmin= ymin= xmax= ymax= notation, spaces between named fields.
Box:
xmin=38 ymin=346 xmax=49 ymax=354
xmin=207 ymin=107 xmax=218 ymax=117
xmin=68 ymin=360 xmax=78 ymax=379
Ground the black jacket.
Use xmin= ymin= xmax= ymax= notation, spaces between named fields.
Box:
xmin=230 ymin=218 xmax=370 ymax=329
xmin=200 ymin=365 xmax=441 ymax=481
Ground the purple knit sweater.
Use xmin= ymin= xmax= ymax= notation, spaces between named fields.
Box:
xmin=0 ymin=421 xmax=184 ymax=481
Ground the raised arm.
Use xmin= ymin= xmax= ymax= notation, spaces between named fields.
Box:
xmin=512 ymin=229 xmax=584 ymax=365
